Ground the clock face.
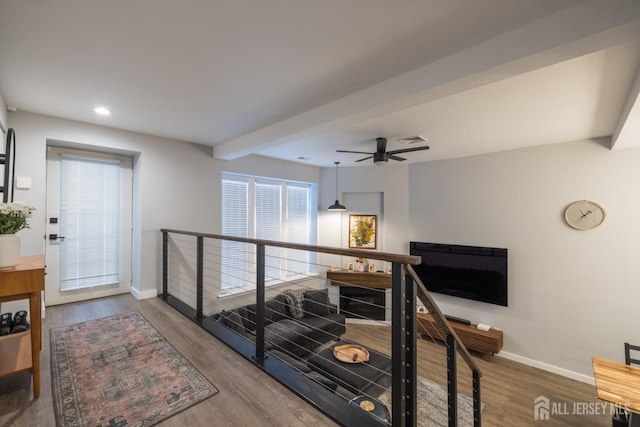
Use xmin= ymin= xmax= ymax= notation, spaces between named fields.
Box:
xmin=564 ymin=200 xmax=606 ymax=230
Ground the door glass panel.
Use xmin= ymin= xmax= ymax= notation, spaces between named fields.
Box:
xmin=59 ymin=155 xmax=121 ymax=291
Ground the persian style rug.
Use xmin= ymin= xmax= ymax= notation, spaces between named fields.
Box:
xmin=378 ymin=375 xmax=484 ymax=427
xmin=50 ymin=311 xmax=218 ymax=427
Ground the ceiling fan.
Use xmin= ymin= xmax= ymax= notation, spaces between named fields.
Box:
xmin=337 ymin=137 xmax=430 ymax=164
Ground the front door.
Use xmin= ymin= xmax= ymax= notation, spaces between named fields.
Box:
xmin=45 ymin=146 xmax=132 ymax=306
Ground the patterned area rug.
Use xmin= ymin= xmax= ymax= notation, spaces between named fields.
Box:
xmin=50 ymin=312 xmax=218 ymax=427
xmin=378 ymin=375 xmax=484 ymax=427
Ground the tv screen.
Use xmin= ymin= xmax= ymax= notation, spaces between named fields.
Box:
xmin=410 ymin=241 xmax=508 ymax=307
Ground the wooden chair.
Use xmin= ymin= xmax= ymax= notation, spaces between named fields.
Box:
xmin=625 ymin=343 xmax=640 ymax=366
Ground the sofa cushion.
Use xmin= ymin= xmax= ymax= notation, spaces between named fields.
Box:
xmin=244 ymin=293 xmax=288 ymax=330
xmin=304 ymin=289 xmax=332 ymax=317
xmin=307 ymin=340 xmax=392 ymax=396
xmin=265 ymin=293 xmax=288 ymax=323
xmin=263 ymin=319 xmax=314 ymax=357
xmin=283 ymin=289 xmax=305 ymax=319
xmin=218 ymin=310 xmax=247 ymax=337
xmin=295 ymin=313 xmax=346 ymax=344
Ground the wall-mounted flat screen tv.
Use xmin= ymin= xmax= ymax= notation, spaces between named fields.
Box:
xmin=410 ymin=241 xmax=508 ymax=307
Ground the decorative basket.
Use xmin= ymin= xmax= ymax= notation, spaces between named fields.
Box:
xmin=333 ymin=344 xmax=370 ymax=363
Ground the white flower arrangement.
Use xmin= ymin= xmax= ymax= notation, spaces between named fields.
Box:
xmin=0 ymin=202 xmax=37 ymax=234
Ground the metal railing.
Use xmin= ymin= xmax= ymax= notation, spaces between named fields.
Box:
xmin=160 ymin=228 xmax=482 ymax=427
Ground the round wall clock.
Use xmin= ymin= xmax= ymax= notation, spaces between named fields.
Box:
xmin=564 ymin=200 xmax=606 ymax=231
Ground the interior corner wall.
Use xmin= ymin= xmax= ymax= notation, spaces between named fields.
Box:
xmin=408 ymin=139 xmax=640 ymax=381
xmin=7 ymin=110 xmax=219 ymax=300
xmin=318 ymin=164 xmax=410 ymax=267
xmin=0 ymin=91 xmax=7 ymax=132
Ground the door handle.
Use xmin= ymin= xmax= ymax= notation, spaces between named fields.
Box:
xmin=49 ymin=234 xmax=66 ymax=241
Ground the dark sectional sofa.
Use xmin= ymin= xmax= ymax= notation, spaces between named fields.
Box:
xmin=216 ymin=288 xmax=346 ymax=358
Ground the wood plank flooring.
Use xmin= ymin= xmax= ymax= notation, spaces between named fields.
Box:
xmin=0 ymin=295 xmax=614 ymax=426
xmin=343 ymin=325 xmax=612 ymax=427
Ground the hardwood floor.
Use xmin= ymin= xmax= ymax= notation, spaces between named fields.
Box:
xmin=0 ymin=295 xmax=612 ymax=426
xmin=343 ymin=325 xmax=611 ymax=427
xmin=0 ymin=295 xmax=336 ymax=427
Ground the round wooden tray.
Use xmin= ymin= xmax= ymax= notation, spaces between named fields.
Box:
xmin=333 ymin=344 xmax=370 ymax=363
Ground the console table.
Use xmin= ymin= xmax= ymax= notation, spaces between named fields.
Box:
xmin=0 ymin=255 xmax=45 ymax=398
xmin=326 ymin=270 xmax=391 ymax=289
xmin=416 ymin=312 xmax=503 ymax=361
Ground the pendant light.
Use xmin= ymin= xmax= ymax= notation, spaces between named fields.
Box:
xmin=328 ymin=161 xmax=346 ymax=211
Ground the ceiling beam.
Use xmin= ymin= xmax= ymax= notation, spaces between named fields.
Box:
xmin=611 ymin=61 xmax=640 ymax=149
xmin=214 ymin=0 xmax=640 ymax=160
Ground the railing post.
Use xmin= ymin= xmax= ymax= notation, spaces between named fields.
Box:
xmin=255 ymin=244 xmax=266 ymax=366
xmin=161 ymin=230 xmax=168 ymax=300
xmin=473 ymin=370 xmax=482 ymax=427
xmin=196 ymin=236 xmax=204 ymax=320
xmin=392 ymin=262 xmax=414 ymax=427
xmin=447 ymin=333 xmax=458 ymax=427
xmin=405 ymin=272 xmax=417 ymax=426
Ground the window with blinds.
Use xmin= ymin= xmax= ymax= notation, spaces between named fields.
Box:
xmin=221 ymin=173 xmax=315 ymax=295
xmin=59 ymin=155 xmax=121 ymax=290
xmin=221 ymin=178 xmax=249 ymax=291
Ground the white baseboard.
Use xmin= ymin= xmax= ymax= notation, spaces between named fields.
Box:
xmin=498 ymin=351 xmax=595 ymax=385
xmin=130 ymin=288 xmax=158 ymax=300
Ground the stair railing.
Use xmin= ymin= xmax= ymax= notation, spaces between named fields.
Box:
xmin=406 ymin=264 xmax=483 ymax=427
xmin=160 ymin=228 xmax=482 ymax=426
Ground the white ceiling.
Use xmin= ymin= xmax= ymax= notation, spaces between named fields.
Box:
xmin=1 ymin=0 xmax=639 ymax=167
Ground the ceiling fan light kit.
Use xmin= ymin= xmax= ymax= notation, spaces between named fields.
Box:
xmin=337 ymin=136 xmax=429 ymax=164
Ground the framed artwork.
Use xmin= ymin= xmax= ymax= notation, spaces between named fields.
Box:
xmin=349 ymin=214 xmax=377 ymax=249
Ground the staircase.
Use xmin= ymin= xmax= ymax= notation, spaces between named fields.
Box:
xmin=1 ymin=128 xmax=15 ymax=203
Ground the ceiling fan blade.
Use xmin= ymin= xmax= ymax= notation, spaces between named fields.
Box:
xmin=388 ymin=155 xmax=406 ymax=161
xmin=376 ymin=137 xmax=387 ymax=153
xmin=386 ymin=145 xmax=430 ymax=155
xmin=355 ymin=156 xmax=373 ymax=162
xmin=337 ymin=149 xmax=374 ymax=155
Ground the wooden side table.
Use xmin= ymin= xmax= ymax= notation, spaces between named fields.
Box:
xmin=416 ymin=312 xmax=503 ymax=361
xmin=0 ymin=255 xmax=45 ymax=398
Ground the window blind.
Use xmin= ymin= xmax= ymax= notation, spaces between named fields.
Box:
xmin=59 ymin=155 xmax=121 ymax=290
xmin=286 ymin=184 xmax=310 ymax=275
xmin=255 ymin=182 xmax=281 ymax=281
xmin=221 ymin=178 xmax=249 ymax=291
xmin=220 ymin=173 xmax=315 ymax=293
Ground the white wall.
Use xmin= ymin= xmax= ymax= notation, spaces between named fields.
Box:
xmin=318 ymin=164 xmax=410 ymax=310
xmin=409 ymin=138 xmax=640 ymax=381
xmin=10 ymin=111 xmax=220 ymax=299
xmin=8 ymin=110 xmax=322 ymax=304
xmin=12 ymin=106 xmax=633 ymax=381
xmin=318 ymin=163 xmax=410 ymax=258
xmin=0 ymin=91 xmax=7 ymax=132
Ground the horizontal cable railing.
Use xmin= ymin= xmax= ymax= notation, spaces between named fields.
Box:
xmin=160 ymin=228 xmax=482 ymax=427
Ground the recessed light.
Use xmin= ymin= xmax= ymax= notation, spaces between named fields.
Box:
xmin=94 ymin=107 xmax=111 ymax=116
xmin=297 ymin=156 xmax=310 ymax=160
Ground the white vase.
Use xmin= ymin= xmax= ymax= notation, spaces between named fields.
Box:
xmin=0 ymin=234 xmax=21 ymax=269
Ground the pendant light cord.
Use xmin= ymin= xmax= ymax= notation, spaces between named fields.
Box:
xmin=335 ymin=161 xmax=339 ymax=198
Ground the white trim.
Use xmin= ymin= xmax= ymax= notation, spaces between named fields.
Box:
xmin=497 ymin=351 xmax=595 ymax=385
xmin=131 ymin=288 xmax=157 ymax=300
